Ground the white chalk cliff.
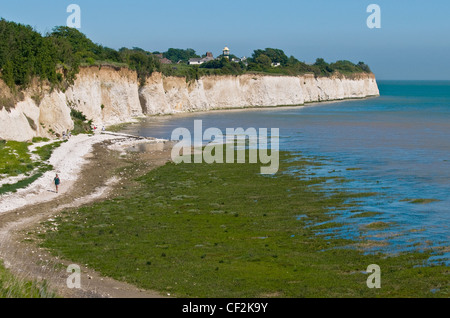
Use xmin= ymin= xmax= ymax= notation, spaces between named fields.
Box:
xmin=0 ymin=66 xmax=379 ymax=141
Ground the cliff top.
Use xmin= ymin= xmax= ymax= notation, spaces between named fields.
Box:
xmin=0 ymin=19 xmax=373 ymax=93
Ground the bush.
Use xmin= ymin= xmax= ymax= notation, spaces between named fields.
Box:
xmin=32 ymin=137 xmax=50 ymax=143
xmin=86 ymin=57 xmax=96 ymax=65
xmin=70 ymin=109 xmax=87 ymax=121
xmin=70 ymin=109 xmax=92 ymax=135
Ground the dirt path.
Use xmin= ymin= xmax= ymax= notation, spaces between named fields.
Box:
xmin=0 ymin=137 xmax=173 ymax=298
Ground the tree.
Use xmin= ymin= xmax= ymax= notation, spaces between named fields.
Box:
xmin=200 ymin=57 xmax=244 ymax=75
xmin=0 ymin=18 xmax=372 ymax=93
xmin=287 ymin=55 xmax=300 ymax=66
xmin=255 ymin=54 xmax=272 ymax=68
xmin=50 ymin=26 xmax=98 ymax=55
xmin=164 ymin=48 xmax=199 ymax=63
xmin=314 ymin=58 xmax=334 ymax=75
xmin=252 ymin=48 xmax=288 ymax=66
xmin=120 ymin=48 xmax=161 ymax=85
xmin=357 ymin=61 xmax=371 ymax=73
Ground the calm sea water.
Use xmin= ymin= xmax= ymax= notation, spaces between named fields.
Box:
xmin=122 ymin=81 xmax=450 ymax=265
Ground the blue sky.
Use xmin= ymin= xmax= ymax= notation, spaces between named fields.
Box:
xmin=1 ymin=0 xmax=449 ymax=80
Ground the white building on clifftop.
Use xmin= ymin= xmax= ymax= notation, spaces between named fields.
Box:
xmin=188 ymin=52 xmax=215 ymax=65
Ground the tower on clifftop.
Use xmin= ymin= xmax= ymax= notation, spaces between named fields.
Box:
xmin=223 ymin=46 xmax=230 ymax=59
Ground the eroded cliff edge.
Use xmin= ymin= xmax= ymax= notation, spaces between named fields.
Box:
xmin=0 ymin=66 xmax=379 ymax=141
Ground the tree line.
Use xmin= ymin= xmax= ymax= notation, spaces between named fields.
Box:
xmin=238 ymin=48 xmax=371 ymax=77
xmin=0 ymin=19 xmax=372 ymax=92
xmin=0 ymin=20 xmax=160 ymax=90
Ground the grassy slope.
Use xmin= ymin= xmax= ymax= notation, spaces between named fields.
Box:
xmin=0 ymin=140 xmax=64 ymax=298
xmin=0 ymin=140 xmax=33 ymax=176
xmin=38 ymin=152 xmax=448 ymax=298
xmin=0 ymin=140 xmax=64 ymax=195
xmin=0 ymin=261 xmax=56 ymax=298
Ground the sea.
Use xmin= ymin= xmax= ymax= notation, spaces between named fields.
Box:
xmin=121 ymin=81 xmax=450 ymax=265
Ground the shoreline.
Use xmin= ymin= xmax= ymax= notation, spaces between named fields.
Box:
xmin=0 ymin=128 xmax=448 ymax=297
xmin=26 ymin=148 xmax=449 ymax=298
xmin=114 ymin=95 xmax=381 ymax=135
xmin=141 ymin=94 xmax=381 ymax=118
xmin=0 ymin=68 xmax=379 ymax=142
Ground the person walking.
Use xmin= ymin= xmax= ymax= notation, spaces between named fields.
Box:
xmin=54 ymin=174 xmax=61 ymax=193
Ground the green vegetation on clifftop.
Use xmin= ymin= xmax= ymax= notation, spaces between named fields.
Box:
xmin=0 ymin=19 xmax=160 ymax=93
xmin=0 ymin=18 xmax=373 ymax=98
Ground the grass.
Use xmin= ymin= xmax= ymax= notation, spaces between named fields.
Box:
xmin=0 ymin=140 xmax=33 ymax=176
xmin=31 ymin=137 xmax=50 ymax=143
xmin=106 ymin=122 xmax=134 ymax=133
xmin=161 ymin=64 xmax=247 ymax=81
xmin=37 ymin=152 xmax=449 ymax=298
xmin=159 ymin=63 xmax=369 ymax=80
xmin=161 ymin=63 xmax=193 ymax=75
xmin=33 ymin=141 xmax=65 ymax=161
xmin=79 ymin=60 xmax=129 ymax=69
xmin=0 ymin=172 xmax=45 ymax=195
xmin=0 ymin=261 xmax=56 ymax=298
xmin=0 ymin=140 xmax=64 ymax=195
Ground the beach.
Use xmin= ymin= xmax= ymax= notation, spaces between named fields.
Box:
xmin=121 ymin=81 xmax=450 ymax=265
xmin=0 ymin=81 xmax=448 ymax=298
xmin=0 ymin=132 xmax=173 ymax=297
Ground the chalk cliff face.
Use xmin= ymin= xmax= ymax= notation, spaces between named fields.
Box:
xmin=65 ymin=67 xmax=142 ymax=124
xmin=0 ymin=66 xmax=379 ymax=141
xmin=0 ymin=67 xmax=142 ymax=141
xmin=0 ymin=82 xmax=73 ymax=141
xmin=140 ymin=72 xmax=379 ymax=114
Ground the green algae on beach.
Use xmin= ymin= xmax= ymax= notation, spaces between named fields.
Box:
xmin=36 ymin=152 xmax=449 ymax=298
xmin=363 ymin=222 xmax=394 ymax=230
xmin=401 ymin=198 xmax=441 ymax=204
